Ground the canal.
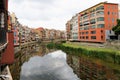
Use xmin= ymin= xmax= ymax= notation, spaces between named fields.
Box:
xmin=10 ymin=43 xmax=120 ymax=80
xmin=9 ymin=43 xmax=80 ymax=80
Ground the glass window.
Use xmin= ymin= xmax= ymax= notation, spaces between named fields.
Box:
xmin=112 ymin=18 xmax=115 ymax=22
xmin=108 ymin=11 xmax=110 ymax=15
xmin=101 ymin=30 xmax=103 ymax=33
xmin=83 ymin=36 xmax=85 ymax=39
xmin=96 ymin=6 xmax=104 ymax=11
xmin=101 ymin=36 xmax=103 ymax=40
xmin=82 ymin=32 xmax=84 ymax=35
xmin=14 ymin=40 xmax=16 ymax=43
xmin=90 ymin=19 xmax=96 ymax=24
xmin=86 ymin=36 xmax=89 ymax=39
xmin=86 ymin=31 xmax=89 ymax=34
xmin=91 ymin=36 xmax=96 ymax=39
xmin=90 ymin=13 xmax=95 ymax=17
xmin=97 ymin=17 xmax=104 ymax=21
xmin=91 ymin=31 xmax=96 ymax=34
xmin=97 ymin=24 xmax=104 ymax=28
xmin=96 ymin=11 xmax=104 ymax=15
xmin=84 ymin=26 xmax=89 ymax=30
xmin=83 ymin=15 xmax=88 ymax=19
xmin=91 ymin=25 xmax=96 ymax=29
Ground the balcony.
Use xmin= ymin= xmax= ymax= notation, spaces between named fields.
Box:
xmin=96 ymin=11 xmax=104 ymax=18
xmin=96 ymin=6 xmax=104 ymax=11
xmin=96 ymin=21 xmax=104 ymax=24
xmin=90 ymin=19 xmax=96 ymax=24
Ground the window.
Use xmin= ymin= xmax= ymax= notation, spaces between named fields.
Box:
xmin=91 ymin=25 xmax=96 ymax=29
xmin=97 ymin=24 xmax=104 ymax=28
xmin=86 ymin=31 xmax=89 ymax=34
xmin=101 ymin=36 xmax=103 ymax=40
xmin=91 ymin=36 xmax=96 ymax=39
xmin=14 ymin=40 xmax=16 ymax=43
xmin=84 ymin=26 xmax=89 ymax=30
xmin=101 ymin=30 xmax=103 ymax=33
xmin=86 ymin=36 xmax=89 ymax=39
xmin=108 ymin=11 xmax=110 ymax=15
xmin=83 ymin=36 xmax=85 ymax=39
xmin=90 ymin=13 xmax=95 ymax=17
xmin=83 ymin=15 xmax=88 ymax=19
xmin=109 ymin=30 xmax=111 ymax=34
xmin=82 ymin=32 xmax=84 ymax=35
xmin=83 ymin=21 xmax=89 ymax=25
xmin=14 ymin=32 xmax=16 ymax=36
xmin=96 ymin=11 xmax=104 ymax=15
xmin=90 ymin=19 xmax=96 ymax=24
xmin=80 ymin=23 xmax=83 ymax=26
xmin=97 ymin=17 xmax=104 ymax=21
xmin=112 ymin=18 xmax=115 ymax=23
xmin=91 ymin=31 xmax=96 ymax=34
xmin=80 ymin=28 xmax=84 ymax=30
xmin=96 ymin=6 xmax=104 ymax=11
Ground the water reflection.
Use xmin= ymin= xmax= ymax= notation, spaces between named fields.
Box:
xmin=20 ymin=50 xmax=80 ymax=80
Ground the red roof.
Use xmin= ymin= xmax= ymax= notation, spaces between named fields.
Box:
xmin=36 ymin=27 xmax=44 ymax=30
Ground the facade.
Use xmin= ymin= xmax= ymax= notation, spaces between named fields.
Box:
xmin=36 ymin=27 xmax=45 ymax=40
xmin=78 ymin=2 xmax=118 ymax=43
xmin=71 ymin=14 xmax=78 ymax=41
xmin=10 ymin=13 xmax=20 ymax=46
xmin=66 ymin=21 xmax=71 ymax=40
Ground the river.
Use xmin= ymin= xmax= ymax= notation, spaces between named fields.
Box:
xmin=10 ymin=44 xmax=80 ymax=80
xmin=10 ymin=43 xmax=120 ymax=80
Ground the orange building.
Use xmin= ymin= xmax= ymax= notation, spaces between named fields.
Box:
xmin=78 ymin=2 xmax=119 ymax=43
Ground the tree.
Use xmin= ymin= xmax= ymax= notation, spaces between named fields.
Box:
xmin=112 ymin=19 xmax=120 ymax=35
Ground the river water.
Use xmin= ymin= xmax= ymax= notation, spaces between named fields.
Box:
xmin=10 ymin=44 xmax=80 ymax=80
xmin=10 ymin=43 xmax=120 ymax=80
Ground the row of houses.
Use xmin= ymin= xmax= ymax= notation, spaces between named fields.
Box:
xmin=8 ymin=13 xmax=36 ymax=47
xmin=66 ymin=2 xmax=120 ymax=43
xmin=34 ymin=27 xmax=65 ymax=41
xmin=9 ymin=13 xmax=66 ymax=47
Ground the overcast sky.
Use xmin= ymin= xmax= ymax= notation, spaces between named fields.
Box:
xmin=8 ymin=0 xmax=120 ymax=30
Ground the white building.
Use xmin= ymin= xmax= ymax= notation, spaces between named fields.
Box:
xmin=70 ymin=14 xmax=78 ymax=41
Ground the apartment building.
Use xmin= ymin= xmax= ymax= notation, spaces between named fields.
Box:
xmin=78 ymin=2 xmax=118 ymax=43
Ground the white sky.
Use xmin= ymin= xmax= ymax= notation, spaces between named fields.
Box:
xmin=8 ymin=0 xmax=120 ymax=30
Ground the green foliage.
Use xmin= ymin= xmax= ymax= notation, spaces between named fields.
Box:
xmin=47 ymin=43 xmax=120 ymax=65
xmin=112 ymin=19 xmax=120 ymax=35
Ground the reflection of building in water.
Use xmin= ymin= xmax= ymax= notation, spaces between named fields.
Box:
xmin=10 ymin=43 xmax=48 ymax=80
xmin=67 ymin=55 xmax=120 ymax=80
